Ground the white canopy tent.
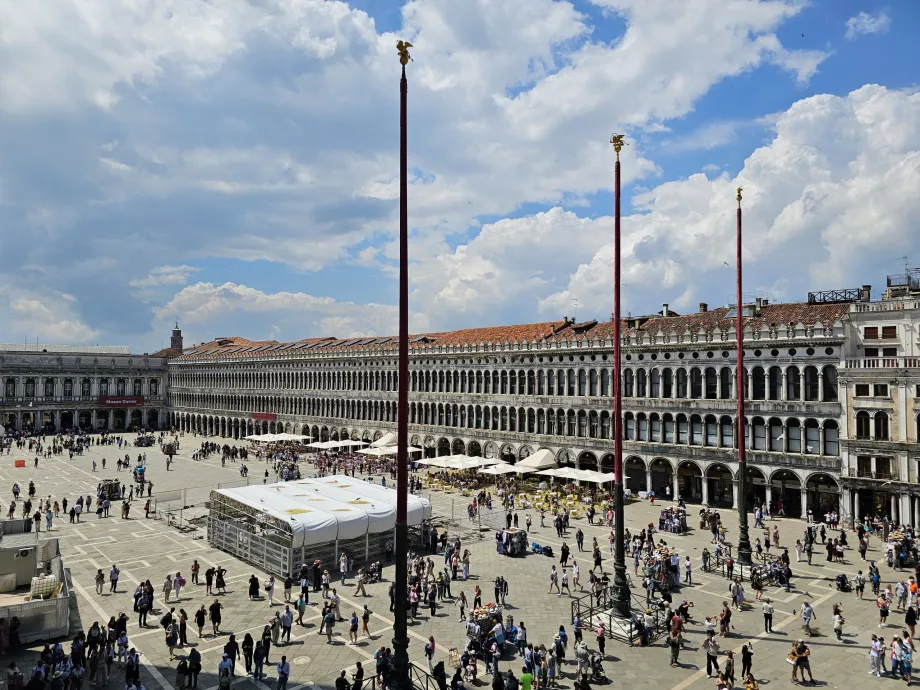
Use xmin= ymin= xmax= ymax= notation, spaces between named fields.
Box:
xmin=479 ymin=463 xmax=517 ymax=475
xmin=308 ymin=439 xmax=366 ymax=450
xmin=516 ymin=448 xmax=556 ymax=472
xmin=272 ymin=433 xmax=312 ymax=442
xmin=213 ymin=475 xmax=433 ymax=549
xmin=356 ymin=445 xmax=423 ymax=457
xmin=244 ymin=433 xmax=279 ymax=443
xmin=448 ymin=456 xmax=501 ymax=470
xmin=370 ymin=432 xmax=397 ymax=448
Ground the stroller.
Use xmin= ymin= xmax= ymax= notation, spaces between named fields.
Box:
xmin=589 ymin=653 xmax=608 ymax=683
xmin=835 ymin=573 xmax=852 ymax=592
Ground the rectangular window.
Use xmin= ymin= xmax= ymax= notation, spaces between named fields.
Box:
xmin=787 ymin=424 xmax=801 ymax=453
xmin=753 ymin=422 xmax=766 ymax=450
xmin=857 ymin=455 xmax=871 ymax=477
xmin=876 ymin=457 xmax=892 ymax=479
xmin=650 ymin=418 xmax=661 ymax=442
xmin=882 ymin=326 xmax=897 ymax=339
xmin=691 ymin=419 xmax=703 ymax=445
xmin=721 ymin=421 xmax=733 ymax=448
xmin=63 ymin=380 xmax=73 ymax=397
xmin=883 ymin=347 xmax=898 ymax=357
xmin=874 ymin=384 xmax=889 ymax=397
xmin=677 ymin=418 xmax=688 ymax=444
xmin=706 ymin=420 xmax=718 ymax=446
xmin=855 ymin=384 xmax=870 ymax=396
xmin=864 ymin=348 xmax=879 ymax=357
xmin=663 ymin=419 xmax=675 ymax=443
xmin=637 ymin=417 xmax=648 ymax=441
xmin=864 ymin=327 xmax=878 ymax=339
xmin=824 ymin=425 xmax=839 ymax=456
xmin=805 ymin=424 xmax=820 ymax=454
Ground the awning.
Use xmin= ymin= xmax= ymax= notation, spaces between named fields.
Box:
xmin=516 ymin=448 xmax=556 ymax=472
xmin=479 ymin=463 xmax=517 ymax=475
xmin=370 ymin=432 xmax=397 ymax=448
xmin=356 ymin=446 xmax=423 ymax=457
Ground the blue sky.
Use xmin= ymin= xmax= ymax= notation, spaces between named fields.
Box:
xmin=0 ymin=0 xmax=918 ymax=353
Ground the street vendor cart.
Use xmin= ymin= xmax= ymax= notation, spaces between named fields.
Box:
xmin=496 ymin=528 xmax=528 ymax=556
xmin=99 ymin=479 xmax=121 ymax=501
xmin=133 ymin=462 xmax=146 ymax=486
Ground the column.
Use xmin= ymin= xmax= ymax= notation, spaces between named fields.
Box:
xmin=53 ymin=411 xmax=60 ymax=432
xmin=841 ymin=488 xmax=851 ymax=522
xmin=91 ymin=410 xmax=97 ymax=430
xmin=646 ymin=469 xmax=652 ymax=494
xmin=765 ymin=483 xmax=773 ymax=512
xmin=800 ymin=488 xmax=808 ymax=520
xmin=914 ymin=496 xmax=920 ymax=528
xmin=672 ymin=472 xmax=679 ymax=501
xmin=701 ymin=476 xmax=709 ymax=506
xmin=108 ymin=411 xmax=114 ymax=431
xmin=900 ymin=495 xmax=911 ymax=527
xmin=731 ymin=480 xmax=739 ymax=509
xmin=818 ymin=426 xmax=825 ymax=455
xmin=891 ymin=494 xmax=898 ymax=523
xmin=853 ymin=495 xmax=860 ymax=524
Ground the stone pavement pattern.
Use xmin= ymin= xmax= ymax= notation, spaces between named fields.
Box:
xmin=0 ymin=435 xmax=903 ymax=690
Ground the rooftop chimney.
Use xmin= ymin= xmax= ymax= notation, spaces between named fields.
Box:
xmin=662 ymin=303 xmax=669 ymax=317
xmin=699 ymin=302 xmax=708 ymax=313
xmin=755 ymin=297 xmax=762 ymax=315
xmin=861 ymin=284 xmax=872 ymax=301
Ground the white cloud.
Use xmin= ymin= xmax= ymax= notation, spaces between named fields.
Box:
xmin=532 ymin=85 xmax=920 ymax=317
xmin=130 ymin=265 xmax=201 ymax=288
xmin=0 ymin=281 xmax=99 ymax=343
xmin=845 ymin=11 xmax=891 ymax=40
xmin=154 ymin=281 xmax=431 ymax=343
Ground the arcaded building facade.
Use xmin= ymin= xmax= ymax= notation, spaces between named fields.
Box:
xmin=167 ymin=295 xmax=863 ymax=521
xmin=0 ymin=344 xmax=169 ymax=433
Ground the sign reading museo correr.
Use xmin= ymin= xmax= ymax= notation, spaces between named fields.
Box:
xmin=98 ymin=396 xmax=145 ymax=407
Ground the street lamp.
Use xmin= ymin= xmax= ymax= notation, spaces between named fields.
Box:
xmin=735 ymin=187 xmax=753 ymax=566
xmin=390 ymin=39 xmax=414 ymax=690
xmin=610 ymin=134 xmax=630 ymax=618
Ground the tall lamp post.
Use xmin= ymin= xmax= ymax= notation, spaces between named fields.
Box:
xmin=391 ymin=39 xmax=414 ymax=690
xmin=610 ymin=134 xmax=630 ymax=618
xmin=735 ymin=187 xmax=753 ymax=566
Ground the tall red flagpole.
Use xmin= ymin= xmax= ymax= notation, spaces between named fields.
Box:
xmin=735 ymin=187 xmax=752 ymax=564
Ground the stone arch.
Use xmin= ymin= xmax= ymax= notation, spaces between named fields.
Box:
xmin=452 ymin=438 xmax=466 ymax=455
xmin=649 ymin=458 xmax=673 ymax=495
xmin=519 ymin=445 xmax=534 ymax=460
xmin=769 ymin=469 xmax=803 ymax=518
xmin=677 ymin=460 xmax=703 ymax=503
xmin=373 ymin=430 xmax=383 ymax=441
xmin=483 ymin=442 xmax=497 ymax=459
xmin=468 ymin=440 xmax=482 ymax=457
xmin=745 ymin=466 xmax=767 ymax=508
xmin=331 ymin=428 xmax=339 ymax=440
xmin=600 ymin=453 xmax=614 ymax=473
xmin=352 ymin=430 xmax=361 ymax=441
xmin=625 ymin=456 xmax=645 ymax=493
xmin=706 ymin=463 xmax=735 ymax=508
xmin=805 ymin=472 xmax=839 ymax=517
xmin=362 ymin=429 xmax=371 ymax=441
xmin=437 ymin=438 xmax=451 ymax=456
xmin=555 ymin=448 xmax=571 ymax=466
xmin=577 ymin=451 xmax=598 ymax=471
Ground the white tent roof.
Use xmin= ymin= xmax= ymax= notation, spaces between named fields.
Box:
xmin=516 ymin=448 xmax=556 ymax=471
xmin=217 ymin=485 xmax=347 ymax=547
xmin=370 ymin=432 xmax=397 ymax=448
xmin=245 ymin=433 xmax=279 ymax=442
xmin=479 ymin=463 xmax=517 ymax=475
xmin=308 ymin=476 xmax=433 ymax=525
xmin=356 ymin=446 xmax=423 ymax=456
xmin=214 ymin=474 xmax=430 ymax=548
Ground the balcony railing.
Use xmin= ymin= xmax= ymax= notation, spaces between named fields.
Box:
xmin=844 ymin=357 xmax=920 ymax=369
xmin=853 ymin=300 xmax=920 ymax=313
xmin=855 ymin=470 xmax=898 ymax=481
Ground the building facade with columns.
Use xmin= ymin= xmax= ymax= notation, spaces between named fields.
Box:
xmin=0 ymin=344 xmax=169 ymax=433
xmin=167 ymin=297 xmax=856 ymax=521
xmin=838 ymin=271 xmax=920 ymax=526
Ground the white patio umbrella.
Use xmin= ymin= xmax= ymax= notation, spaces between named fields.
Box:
xmin=479 ymin=463 xmax=517 ymax=475
xmin=356 ymin=446 xmax=423 ymax=457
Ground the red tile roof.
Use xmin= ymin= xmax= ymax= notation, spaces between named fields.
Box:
xmin=172 ymin=302 xmax=849 ymax=362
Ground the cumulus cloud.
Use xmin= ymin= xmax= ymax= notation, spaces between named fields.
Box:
xmin=845 ymin=11 xmax=891 ymax=40
xmin=154 ymin=281 xmax=430 ymax=345
xmin=531 ymin=85 xmax=920 ymax=318
xmin=130 ymin=265 xmax=201 ymax=288
xmin=0 ymin=281 xmax=99 ymax=343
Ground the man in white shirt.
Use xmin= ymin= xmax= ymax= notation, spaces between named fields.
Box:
xmin=277 ymin=656 xmax=291 ymax=690
xmin=762 ymin=598 xmax=774 ymax=633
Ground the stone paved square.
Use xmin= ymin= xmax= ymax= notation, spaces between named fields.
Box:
xmin=0 ymin=434 xmax=905 ymax=690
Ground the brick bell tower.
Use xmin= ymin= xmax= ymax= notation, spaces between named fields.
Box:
xmin=170 ymin=323 xmax=183 ymax=352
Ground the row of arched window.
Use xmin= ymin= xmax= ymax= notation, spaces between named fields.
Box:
xmin=169 ymin=363 xmax=839 ymax=404
xmin=2 ymin=377 xmax=160 ymax=398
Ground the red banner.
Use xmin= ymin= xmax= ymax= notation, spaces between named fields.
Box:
xmin=251 ymin=412 xmax=277 ymax=421
xmin=98 ymin=396 xmax=144 ymax=407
